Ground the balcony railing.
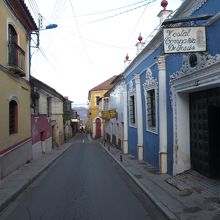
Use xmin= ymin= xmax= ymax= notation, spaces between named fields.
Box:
xmin=8 ymin=42 xmax=26 ymax=77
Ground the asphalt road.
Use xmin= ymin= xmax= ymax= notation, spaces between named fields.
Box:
xmin=1 ymin=134 xmax=166 ymax=220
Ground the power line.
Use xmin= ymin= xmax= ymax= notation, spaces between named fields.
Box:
xmin=50 ymin=0 xmax=67 ymax=23
xmin=125 ymin=3 xmax=151 ymax=46
xmin=81 ymin=0 xmax=156 ymax=25
xmin=77 ymin=0 xmax=150 ymax=17
xmin=27 ymin=0 xmax=40 ymax=23
xmin=83 ymin=37 xmax=135 ymax=50
xmin=69 ymin=0 xmax=95 ymax=71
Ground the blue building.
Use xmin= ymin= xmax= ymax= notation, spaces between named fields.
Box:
xmin=123 ymin=0 xmax=220 ymax=178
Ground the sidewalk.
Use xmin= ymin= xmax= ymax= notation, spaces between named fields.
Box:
xmin=101 ymin=141 xmax=220 ymax=220
xmin=0 ymin=139 xmax=73 ymax=212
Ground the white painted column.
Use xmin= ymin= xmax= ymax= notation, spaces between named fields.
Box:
xmin=122 ymin=83 xmax=128 ymax=154
xmin=157 ymin=56 xmax=168 ymax=173
xmin=135 ymin=74 xmax=143 ymax=161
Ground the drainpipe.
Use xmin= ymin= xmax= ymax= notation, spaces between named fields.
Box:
xmin=157 ymin=55 xmax=168 ymax=173
xmin=135 ymin=74 xmax=143 ymax=161
xmin=122 ymin=82 xmax=128 ymax=154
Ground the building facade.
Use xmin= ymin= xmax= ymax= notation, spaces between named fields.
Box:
xmin=0 ymin=0 xmax=37 ymax=179
xmin=63 ymin=97 xmax=73 ymax=141
xmin=123 ymin=0 xmax=220 ymax=179
xmin=88 ymin=76 xmax=117 ymax=139
xmin=100 ymin=74 xmax=126 ymax=151
xmin=31 ymin=77 xmax=65 ymax=159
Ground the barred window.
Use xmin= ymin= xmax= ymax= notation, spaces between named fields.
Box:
xmin=130 ymin=95 xmax=135 ymax=124
xmin=9 ymin=100 xmax=18 ymax=134
xmin=147 ymin=89 xmax=156 ymax=129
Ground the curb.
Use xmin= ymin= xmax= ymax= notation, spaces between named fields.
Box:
xmin=101 ymin=143 xmax=179 ymax=220
xmin=0 ymin=141 xmax=73 ymax=213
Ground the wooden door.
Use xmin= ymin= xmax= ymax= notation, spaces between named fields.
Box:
xmin=95 ymin=118 xmax=101 ymax=138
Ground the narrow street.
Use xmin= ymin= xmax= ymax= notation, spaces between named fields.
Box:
xmin=0 ymin=134 xmax=166 ymax=220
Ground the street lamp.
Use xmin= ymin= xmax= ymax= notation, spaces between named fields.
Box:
xmin=29 ymin=17 xmax=58 ymax=77
xmin=45 ymin=24 xmax=58 ymax=30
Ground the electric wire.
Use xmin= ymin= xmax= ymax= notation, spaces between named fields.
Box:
xmin=77 ymin=0 xmax=151 ymax=17
xmin=81 ymin=0 xmax=156 ymax=25
xmin=50 ymin=0 xmax=67 ymax=23
xmin=69 ymin=0 xmax=95 ymax=71
xmin=27 ymin=0 xmax=40 ymax=23
xmin=125 ymin=3 xmax=152 ymax=47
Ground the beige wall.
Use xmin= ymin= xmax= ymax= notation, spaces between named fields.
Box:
xmin=0 ymin=73 xmax=31 ymax=151
xmin=0 ymin=1 xmax=30 ymax=80
xmin=0 ymin=1 xmax=31 ymax=152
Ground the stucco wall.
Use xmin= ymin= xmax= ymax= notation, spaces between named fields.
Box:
xmin=0 ymin=1 xmax=29 ymax=79
xmin=0 ymin=139 xmax=32 ymax=179
xmin=0 ymin=73 xmax=31 ymax=152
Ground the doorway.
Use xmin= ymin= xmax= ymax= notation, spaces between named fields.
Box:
xmin=95 ymin=118 xmax=101 ymax=138
xmin=189 ymin=87 xmax=220 ymax=178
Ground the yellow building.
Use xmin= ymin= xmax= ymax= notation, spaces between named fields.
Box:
xmin=0 ymin=0 xmax=37 ymax=179
xmin=88 ymin=76 xmax=117 ymax=138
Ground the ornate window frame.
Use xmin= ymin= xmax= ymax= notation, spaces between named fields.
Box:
xmin=143 ymin=68 xmax=158 ymax=133
xmin=128 ymin=80 xmax=137 ymax=128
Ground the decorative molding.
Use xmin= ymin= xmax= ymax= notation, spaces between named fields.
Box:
xmin=8 ymin=95 xmax=20 ymax=104
xmin=169 ymin=53 xmax=220 ymax=107
xmin=143 ymin=68 xmax=158 ymax=92
xmin=143 ymin=68 xmax=158 ymax=134
xmin=157 ymin=56 xmax=166 ymax=71
xmin=128 ymin=80 xmax=136 ymax=95
xmin=170 ymin=53 xmax=220 ymax=84
xmin=175 ymin=0 xmax=208 ymax=17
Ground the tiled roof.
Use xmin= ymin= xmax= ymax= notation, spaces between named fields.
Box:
xmin=89 ymin=75 xmax=117 ymax=92
xmin=6 ymin=0 xmax=37 ymax=31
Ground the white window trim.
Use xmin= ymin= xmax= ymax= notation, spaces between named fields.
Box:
xmin=128 ymin=80 xmax=137 ymax=128
xmin=143 ymin=68 xmax=158 ymax=134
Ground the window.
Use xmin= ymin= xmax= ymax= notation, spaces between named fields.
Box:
xmin=9 ymin=100 xmax=18 ymax=134
xmin=103 ymin=98 xmax=109 ymax=111
xmin=147 ymin=89 xmax=156 ymax=129
xmin=129 ymin=95 xmax=135 ymax=124
xmin=34 ymin=96 xmax=40 ymax=116
xmin=8 ymin=24 xmax=18 ymax=67
xmin=189 ymin=54 xmax=197 ymax=68
xmin=95 ymin=96 xmax=100 ymax=105
xmin=8 ymin=24 xmax=25 ymax=71
xmin=47 ymin=97 xmax=52 ymax=117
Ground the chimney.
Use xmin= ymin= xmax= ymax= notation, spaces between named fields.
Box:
xmin=157 ymin=0 xmax=173 ymax=25
xmin=124 ymin=54 xmax=131 ymax=69
xmin=135 ymin=33 xmax=145 ymax=55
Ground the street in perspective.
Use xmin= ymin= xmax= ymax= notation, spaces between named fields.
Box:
xmin=0 ymin=134 xmax=165 ymax=220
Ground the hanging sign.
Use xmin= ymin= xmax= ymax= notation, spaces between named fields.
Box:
xmin=163 ymin=26 xmax=206 ymax=53
xmin=102 ymin=110 xmax=118 ymax=120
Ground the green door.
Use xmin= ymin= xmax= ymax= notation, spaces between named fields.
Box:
xmin=190 ymin=88 xmax=220 ymax=178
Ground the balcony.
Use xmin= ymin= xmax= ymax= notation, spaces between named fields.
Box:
xmin=8 ymin=43 xmax=26 ymax=77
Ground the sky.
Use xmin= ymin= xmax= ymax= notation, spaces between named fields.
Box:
xmin=25 ymin=0 xmax=183 ymax=107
